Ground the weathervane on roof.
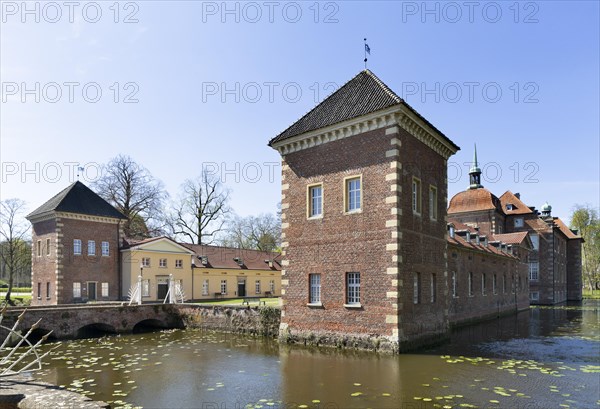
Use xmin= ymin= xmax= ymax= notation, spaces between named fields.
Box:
xmin=364 ymin=38 xmax=370 ymax=69
xmin=76 ymin=164 xmax=84 ymax=180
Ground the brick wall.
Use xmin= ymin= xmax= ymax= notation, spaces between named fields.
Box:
xmin=447 ymin=243 xmax=529 ymax=325
xmin=567 ymin=240 xmax=583 ymax=300
xmin=396 ymin=127 xmax=449 ymax=345
xmin=57 ymin=217 xmax=121 ymax=304
xmin=31 ymin=219 xmax=57 ymax=306
xmin=447 ymin=209 xmax=505 ymax=236
xmin=280 ymin=127 xmax=397 ymax=343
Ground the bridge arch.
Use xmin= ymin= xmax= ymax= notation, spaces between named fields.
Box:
xmin=25 ymin=327 xmax=57 ymax=344
xmin=132 ymin=319 xmax=169 ymax=334
xmin=76 ymin=323 xmax=118 ymax=339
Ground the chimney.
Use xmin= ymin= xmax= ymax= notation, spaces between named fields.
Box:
xmin=515 ymin=193 xmax=520 ymax=199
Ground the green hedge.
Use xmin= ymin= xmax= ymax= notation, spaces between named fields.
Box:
xmin=0 ymin=287 xmax=32 ymax=293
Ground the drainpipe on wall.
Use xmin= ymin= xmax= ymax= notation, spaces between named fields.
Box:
xmin=552 ymin=227 xmax=556 ymax=304
xmin=117 ymin=221 xmax=122 ymax=301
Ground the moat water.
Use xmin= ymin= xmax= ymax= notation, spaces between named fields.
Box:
xmin=35 ymin=300 xmax=599 ymax=409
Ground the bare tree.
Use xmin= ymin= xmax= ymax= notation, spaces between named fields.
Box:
xmin=93 ymin=155 xmax=168 ymax=239
xmin=222 ymin=212 xmax=281 ymax=252
xmin=0 ymin=199 xmax=30 ymax=305
xmin=168 ymin=171 xmax=230 ymax=245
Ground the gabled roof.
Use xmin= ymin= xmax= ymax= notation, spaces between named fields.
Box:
xmin=447 ymin=234 xmax=517 ymax=259
xmin=182 ymin=243 xmax=281 ymax=271
xmin=27 ymin=181 xmax=126 ymax=220
xmin=499 ymin=191 xmax=533 ymax=215
xmin=553 ymin=218 xmax=583 ymax=240
xmin=122 ymin=236 xmax=195 ymax=254
xmin=268 ymin=69 xmax=458 ymax=151
xmin=448 ymin=188 xmax=504 ymax=214
xmin=492 ymin=232 xmax=531 ymax=247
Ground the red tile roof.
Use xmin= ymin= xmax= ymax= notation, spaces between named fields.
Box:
xmin=182 ymin=243 xmax=282 ymax=271
xmin=448 ymin=188 xmax=503 ymax=214
xmin=122 ymin=237 xmax=282 ymax=271
xmin=553 ymin=218 xmax=583 ymax=240
xmin=499 ymin=191 xmax=534 ymax=215
xmin=447 ymin=234 xmax=517 ymax=259
xmin=492 ymin=232 xmax=530 ymax=245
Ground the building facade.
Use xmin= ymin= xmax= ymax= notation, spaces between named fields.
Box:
xmin=26 ymin=181 xmax=125 ymax=305
xmin=28 ymin=183 xmax=282 ymax=305
xmin=448 ymin=153 xmax=583 ymax=305
xmin=121 ymin=237 xmax=281 ymax=302
xmin=269 ymin=70 xmax=461 ymax=351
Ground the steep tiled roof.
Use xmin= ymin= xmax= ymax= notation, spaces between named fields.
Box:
xmin=492 ymin=232 xmax=530 ymax=245
xmin=448 ymin=188 xmax=504 ymax=214
xmin=448 ymin=220 xmax=479 ymax=234
xmin=499 ymin=191 xmax=533 ymax=215
xmin=268 ymin=69 xmax=458 ymax=151
xmin=553 ymin=218 xmax=583 ymax=240
xmin=447 ymin=234 xmax=517 ymax=259
xmin=27 ymin=181 xmax=126 ymax=220
xmin=181 ymin=243 xmax=281 ymax=271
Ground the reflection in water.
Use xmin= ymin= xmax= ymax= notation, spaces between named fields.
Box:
xmin=35 ymin=301 xmax=599 ymax=409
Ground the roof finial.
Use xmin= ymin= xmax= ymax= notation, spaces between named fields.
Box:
xmin=468 ymin=143 xmax=483 ymax=189
xmin=364 ymin=38 xmax=370 ymax=69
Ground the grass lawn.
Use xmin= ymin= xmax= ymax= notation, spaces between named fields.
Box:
xmin=583 ymin=289 xmax=600 ymax=299
xmin=193 ymin=297 xmax=280 ymax=307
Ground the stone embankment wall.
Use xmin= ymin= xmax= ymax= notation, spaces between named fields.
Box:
xmin=177 ymin=305 xmax=281 ymax=337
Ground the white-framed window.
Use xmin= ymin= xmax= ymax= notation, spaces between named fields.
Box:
xmin=175 ymin=259 xmax=183 ymax=268
xmin=309 ymin=273 xmax=321 ymax=304
xmin=46 ymin=238 xmax=51 ymax=256
xmin=468 ymin=272 xmax=473 ymax=297
xmin=142 ymin=279 xmax=150 ymax=297
xmin=429 ymin=185 xmax=438 ymax=220
xmin=202 ymin=279 xmax=209 ymax=296
xmin=220 ymin=280 xmax=227 ymax=295
xmin=346 ymin=272 xmax=360 ymax=304
xmin=452 ymin=272 xmax=457 ymax=298
xmin=493 ymin=274 xmax=497 ymax=294
xmin=37 ymin=282 xmax=41 ymax=299
xmin=482 ymin=273 xmax=486 ymax=295
xmin=412 ymin=177 xmax=422 ymax=214
xmin=514 ymin=218 xmax=524 ymax=228
xmin=73 ymin=239 xmax=82 ymax=255
xmin=255 ymin=280 xmax=261 ymax=295
xmin=529 ymin=262 xmax=539 ymax=280
xmin=36 ymin=240 xmax=41 ymax=257
xmin=269 ymin=279 xmax=275 ymax=294
xmin=530 ymin=291 xmax=539 ymax=301
xmin=101 ymin=282 xmax=109 ymax=297
xmin=308 ymin=184 xmax=323 ymax=218
xmin=506 ymin=203 xmax=514 ymax=211
xmin=159 ymin=258 xmax=167 ymax=268
xmin=88 ymin=240 xmax=96 ymax=256
xmin=101 ymin=241 xmax=109 ymax=256
xmin=530 ymin=233 xmax=539 ymax=250
xmin=345 ymin=177 xmax=361 ymax=212
xmin=142 ymin=257 xmax=151 ymax=267
xmin=73 ymin=282 xmax=81 ymax=298
xmin=430 ymin=273 xmax=437 ymax=303
xmin=413 ymin=272 xmax=420 ymax=304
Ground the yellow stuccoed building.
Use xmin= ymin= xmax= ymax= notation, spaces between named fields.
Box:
xmin=120 ymin=237 xmax=281 ymax=302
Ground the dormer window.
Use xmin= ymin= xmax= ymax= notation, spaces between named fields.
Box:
xmin=466 ymin=232 xmax=471 ymax=242
xmin=449 ymin=225 xmax=455 ymax=238
xmin=506 ymin=204 xmax=514 ymax=211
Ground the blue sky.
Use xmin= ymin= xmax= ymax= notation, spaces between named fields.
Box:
xmin=1 ymin=1 xmax=599 ymax=223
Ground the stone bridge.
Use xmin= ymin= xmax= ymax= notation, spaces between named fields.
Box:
xmin=0 ymin=303 xmax=185 ymax=341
